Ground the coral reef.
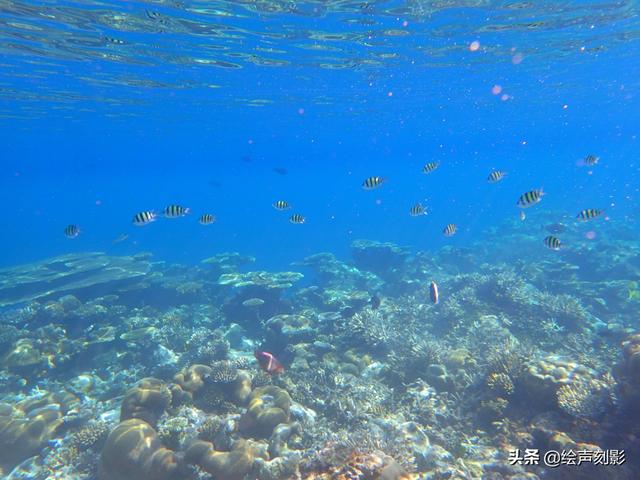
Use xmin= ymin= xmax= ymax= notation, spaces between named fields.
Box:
xmin=350 ymin=239 xmax=410 ymax=281
xmin=1 ymin=218 xmax=638 ymax=479
xmin=99 ymin=419 xmax=182 ymax=480
xmin=120 ymin=377 xmax=172 ymax=427
xmin=0 ymin=252 xmax=150 ymax=307
xmin=239 ymin=385 xmax=292 ymax=437
xmin=185 ymin=438 xmax=268 ymax=480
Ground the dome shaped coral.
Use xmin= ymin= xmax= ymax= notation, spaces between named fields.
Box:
xmin=120 ymin=378 xmax=172 ymax=427
xmin=185 ymin=438 xmax=268 ymax=480
xmin=99 ymin=419 xmax=182 ymax=480
xmin=239 ymin=385 xmax=291 ymax=437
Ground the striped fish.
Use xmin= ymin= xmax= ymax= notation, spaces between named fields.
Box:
xmin=289 ymin=213 xmax=306 ymax=224
xmin=423 ymin=162 xmax=440 ymax=174
xmin=362 ymin=176 xmax=385 ymax=190
xmin=517 ymin=189 xmax=544 ymax=208
xmin=199 ymin=213 xmax=216 ymax=225
xmin=164 ymin=204 xmax=190 ymax=218
xmin=544 ymin=235 xmax=562 ymax=250
xmin=487 ymin=170 xmax=507 ymax=183
xmin=584 ymin=154 xmax=599 ymax=166
xmin=273 ymin=200 xmax=291 ymax=210
xmin=64 ymin=224 xmax=80 ymax=238
xmin=409 ymin=203 xmax=427 ymax=216
xmin=443 ymin=223 xmax=457 ymax=237
xmin=576 ymin=208 xmax=603 ymax=221
xmin=133 ymin=211 xmax=156 ymax=226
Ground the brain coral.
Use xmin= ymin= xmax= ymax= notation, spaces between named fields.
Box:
xmin=173 ymin=364 xmax=213 ymax=396
xmin=0 ymin=403 xmax=64 ymax=473
xmin=98 ymin=419 xmax=181 ymax=480
xmin=522 ymin=354 xmax=597 ymax=408
xmin=185 ymin=438 xmax=268 ymax=480
xmin=120 ymin=378 xmax=172 ymax=427
xmin=239 ymin=385 xmax=291 ymax=437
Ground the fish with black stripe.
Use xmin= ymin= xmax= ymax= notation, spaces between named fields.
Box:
xmin=443 ymin=223 xmax=457 ymax=237
xmin=362 ymin=176 xmax=385 ymax=190
xmin=544 ymin=235 xmax=563 ymax=250
xmin=578 ymin=154 xmax=599 ymax=167
xmin=64 ymin=224 xmax=80 ymax=239
xmin=487 ymin=170 xmax=507 ymax=183
xmin=576 ymin=208 xmax=603 ymax=221
xmin=422 ymin=162 xmax=440 ymax=174
xmin=199 ymin=213 xmax=216 ymax=225
xmin=289 ymin=213 xmax=306 ymax=224
xmin=517 ymin=188 xmax=544 ymax=208
xmin=273 ymin=200 xmax=291 ymax=210
xmin=133 ymin=211 xmax=157 ymax=226
xmin=164 ymin=204 xmax=190 ymax=218
xmin=409 ymin=203 xmax=428 ymax=216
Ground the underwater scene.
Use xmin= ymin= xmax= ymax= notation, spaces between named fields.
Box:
xmin=1 ymin=1 xmax=640 ymax=479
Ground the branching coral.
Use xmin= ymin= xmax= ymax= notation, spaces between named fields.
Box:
xmin=185 ymin=329 xmax=230 ymax=365
xmin=70 ymin=421 xmax=110 ymax=451
xmin=484 ymin=338 xmax=532 ymax=396
xmin=209 ymin=360 xmax=240 ymax=384
xmin=556 ymin=373 xmax=617 ymax=419
xmin=340 ymin=308 xmax=397 ymax=353
xmin=486 ymin=372 xmax=514 ymax=397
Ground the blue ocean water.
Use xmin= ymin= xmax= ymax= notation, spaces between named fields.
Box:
xmin=1 ymin=1 xmax=638 ymax=270
xmin=2 ymin=3 xmax=640 ymax=480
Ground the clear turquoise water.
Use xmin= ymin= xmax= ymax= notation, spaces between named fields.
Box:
xmin=1 ymin=1 xmax=638 ymax=269
xmin=0 ymin=3 xmax=640 ymax=479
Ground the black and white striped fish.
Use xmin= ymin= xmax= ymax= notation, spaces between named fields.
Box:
xmin=133 ymin=211 xmax=157 ymax=226
xmin=576 ymin=208 xmax=604 ymax=221
xmin=64 ymin=224 xmax=80 ymax=238
xmin=273 ymin=200 xmax=291 ymax=210
xmin=164 ymin=205 xmax=190 ymax=218
xmin=362 ymin=176 xmax=385 ymax=190
xmin=544 ymin=235 xmax=562 ymax=250
xmin=409 ymin=203 xmax=428 ymax=216
xmin=517 ymin=189 xmax=544 ymax=208
xmin=423 ymin=162 xmax=440 ymax=174
xmin=487 ymin=170 xmax=507 ymax=183
xmin=199 ymin=213 xmax=216 ymax=225
xmin=578 ymin=154 xmax=599 ymax=167
xmin=289 ymin=213 xmax=306 ymax=224
xmin=443 ymin=223 xmax=457 ymax=237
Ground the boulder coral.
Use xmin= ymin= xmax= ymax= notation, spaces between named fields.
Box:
xmin=173 ymin=364 xmax=213 ymax=396
xmin=239 ymin=385 xmax=291 ymax=437
xmin=99 ymin=419 xmax=182 ymax=480
xmin=185 ymin=438 xmax=268 ymax=480
xmin=2 ymin=338 xmax=42 ymax=369
xmin=120 ymin=377 xmax=172 ymax=427
xmin=0 ymin=403 xmax=64 ymax=473
xmin=616 ymin=333 xmax=640 ymax=410
xmin=522 ymin=354 xmax=597 ymax=408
